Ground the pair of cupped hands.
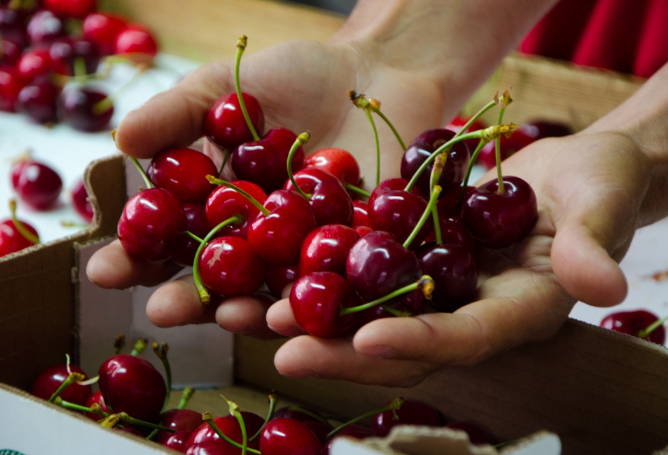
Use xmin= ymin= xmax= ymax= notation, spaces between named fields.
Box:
xmin=86 ymin=40 xmax=655 ymax=387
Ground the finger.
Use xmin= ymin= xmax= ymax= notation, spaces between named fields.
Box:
xmin=146 ymin=275 xmax=216 ymax=327
xmin=274 ymin=335 xmax=437 ymax=387
xmin=86 ymin=240 xmax=182 ymax=289
xmin=215 ymin=293 xmax=282 ymax=340
xmin=266 ymin=298 xmax=306 ymax=338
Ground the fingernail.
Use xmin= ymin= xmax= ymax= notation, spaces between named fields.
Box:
xmin=357 ymin=345 xmax=396 ymax=358
xmin=288 ymin=370 xmax=318 ymax=378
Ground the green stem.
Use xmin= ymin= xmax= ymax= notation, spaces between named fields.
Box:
xmin=344 ymin=183 xmax=370 ymax=198
xmin=152 ymin=342 xmax=172 ymax=411
xmin=234 ymin=36 xmax=259 ymax=141
xmin=364 ymin=109 xmax=381 ymax=186
xmin=287 ymin=132 xmax=311 ymax=200
xmin=250 ymin=393 xmax=279 ymax=441
xmin=456 ymin=139 xmax=486 ymax=211
xmin=146 ymin=428 xmax=159 ymax=441
xmin=207 ymin=176 xmax=269 ymax=216
xmin=118 ymin=412 xmax=176 ymax=433
xmin=128 ymin=157 xmax=153 ymax=189
xmin=130 ymin=338 xmax=147 ymax=356
xmin=638 ymin=315 xmax=668 ymax=339
xmin=178 ymin=386 xmax=195 ymax=409
xmin=431 ymin=203 xmax=442 ymax=244
xmin=340 ymin=276 xmax=434 ymax=315
xmin=403 ymin=185 xmax=442 ymax=248
xmin=186 ymin=231 xmax=204 ymax=243
xmin=48 ymin=372 xmax=85 ymax=403
xmin=203 ymin=412 xmax=261 ymax=455
xmin=193 ymin=215 xmax=242 ymax=304
xmin=326 ymin=398 xmax=404 ymax=440
xmin=495 ymin=106 xmax=507 ymax=194
xmin=54 ymin=397 xmax=107 ymax=417
xmin=380 ymin=304 xmax=412 ymax=317
xmin=286 ymin=406 xmax=333 ymax=428
xmin=224 ymin=397 xmax=248 ymax=455
xmin=9 ymin=200 xmax=39 ymax=245
xmin=219 ymin=149 xmax=230 ymax=175
xmin=452 ymin=100 xmax=496 ymax=140
xmin=371 ymin=107 xmax=406 ymax=151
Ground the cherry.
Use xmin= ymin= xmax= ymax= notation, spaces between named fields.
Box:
xmin=0 ymin=8 xmax=27 ymax=47
xmin=172 ymin=203 xmax=210 ymax=267
xmin=71 ymin=176 xmax=94 ymax=223
xmin=521 ymin=119 xmax=572 ymax=140
xmin=31 ymin=364 xmax=92 ymax=406
xmin=444 ymin=421 xmax=496 ymax=445
xmin=477 ymin=130 xmax=535 ymax=170
xmin=58 ymin=86 xmax=114 ymax=131
xmin=425 ymin=201 xmax=477 ymax=251
xmin=416 ymin=242 xmax=478 ymax=312
xmin=600 ymin=309 xmax=666 ymax=345
xmin=304 ymin=147 xmax=360 ymax=187
xmin=198 ymin=236 xmax=265 ymax=297
xmin=49 ymin=37 xmax=100 ymax=76
xmin=401 ymin=128 xmax=470 ymax=197
xmin=0 ymin=66 xmax=26 ymax=112
xmin=231 ymin=127 xmax=305 ymax=194
xmin=272 ymin=406 xmax=327 ymax=423
xmin=352 ymin=200 xmax=370 ymax=228
xmin=17 ymin=47 xmax=54 ymax=81
xmin=98 ymin=353 xmax=167 ymax=422
xmin=290 ymin=271 xmax=362 ymax=338
xmin=264 ymin=264 xmax=299 ymax=298
xmin=83 ymin=12 xmax=127 ymax=56
xmin=299 ymin=224 xmax=359 ymax=277
xmin=204 ymin=92 xmax=265 ymax=152
xmin=206 ymin=180 xmax=267 ymax=240
xmin=284 ymin=167 xmax=353 ymax=227
xmin=147 ymin=148 xmax=218 ymax=204
xmin=461 ymin=176 xmax=537 ymax=249
xmin=27 ymin=10 xmax=65 ymax=45
xmin=44 ymin=0 xmax=96 ymax=19
xmin=247 ymin=189 xmax=316 ymax=266
xmin=372 ymin=400 xmax=442 ymax=436
xmin=186 ymin=441 xmax=236 ymax=455
xmin=117 ymin=187 xmax=188 ymax=262
xmin=84 ymin=391 xmax=108 ymax=421
xmin=1 ymin=38 xmax=22 ymax=66
xmin=0 ymin=215 xmax=38 ymax=257
xmin=446 ymin=114 xmax=487 ymax=154
xmin=12 ymin=159 xmax=63 ymax=210
xmin=156 ymin=409 xmax=203 ymax=444
xmin=16 ymin=75 xmax=61 ymax=123
xmin=436 ymin=185 xmax=476 ymax=214
xmin=260 ymin=418 xmax=322 ymax=455
xmin=114 ymin=24 xmax=158 ymax=64
xmin=164 ymin=430 xmax=195 ymax=452
xmin=300 ymin=421 xmax=330 ymax=446
xmin=353 ymin=225 xmax=373 ymax=237
xmin=187 ymin=412 xmax=264 ymax=454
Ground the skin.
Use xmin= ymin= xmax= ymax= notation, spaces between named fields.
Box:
xmin=87 ymin=0 xmax=668 ymax=386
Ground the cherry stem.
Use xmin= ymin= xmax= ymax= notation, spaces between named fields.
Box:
xmin=186 ymin=231 xmax=204 ymax=243
xmin=127 ymin=155 xmax=153 ymax=189
xmin=113 ymin=333 xmax=125 ymax=355
xmin=326 ymin=398 xmax=404 ymax=440
xmin=207 ymin=176 xmax=270 ymax=216
xmin=250 ymin=392 xmax=279 ymax=441
xmin=638 ymin=315 xmax=668 ymax=339
xmin=370 ymin=104 xmax=406 ymax=151
xmin=116 ymin=412 xmax=176 ymax=433
xmin=234 ymin=35 xmax=260 ymax=142
xmin=219 ymin=149 xmax=230 ymax=176
xmin=431 ymin=204 xmax=442 ymax=244
xmin=60 ymin=220 xmax=89 ymax=228
xmin=340 ymin=276 xmax=434 ymax=315
xmin=452 ymin=100 xmax=496 ymax=141
xmin=193 ymin=214 xmax=242 ymax=304
xmin=53 ymin=397 xmax=107 ymax=417
xmin=344 ymin=183 xmax=370 ymax=198
xmin=9 ymin=200 xmax=39 ymax=245
xmin=47 ymin=371 xmax=85 ymax=403
xmin=429 ymin=152 xmax=447 ymax=197
xmin=152 ymin=342 xmax=171 ymax=411
xmin=178 ymin=386 xmax=195 ymax=409
xmin=366 ymin=109 xmax=381 ymax=186
xmin=287 ymin=132 xmax=311 ymax=200
xmin=202 ymin=412 xmax=262 ymax=455
xmin=285 ymin=406 xmax=333 ymax=428
xmin=223 ymin=396 xmax=248 ymax=455
xmin=456 ymin=139 xmax=486 ymax=211
xmin=130 ymin=338 xmax=148 ymax=356
xmin=380 ymin=304 xmax=413 ymax=318
xmin=403 ymin=185 xmax=442 ymax=248
xmin=495 ymin=106 xmax=507 ymax=195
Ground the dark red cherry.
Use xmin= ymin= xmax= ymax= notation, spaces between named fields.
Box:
xmin=521 ymin=119 xmax=572 ymax=140
xmin=290 ymin=271 xmax=362 ymax=338
xmin=300 ymin=421 xmax=330 ymax=446
xmin=271 ymin=406 xmax=327 ymax=422
xmin=264 ymin=264 xmax=299 ymax=298
xmin=199 ymin=236 xmax=265 ymax=297
xmin=186 ymin=441 xmax=237 ymax=455
xmin=446 ymin=114 xmax=487 ymax=154
xmin=204 ymin=92 xmax=265 ymax=152
xmin=205 ymin=180 xmax=267 ymax=239
xmin=304 ymin=147 xmax=360 ymax=187
xmin=260 ymin=418 xmax=322 ymax=455
xmin=247 ymin=189 xmax=317 ymax=266
xmin=187 ymin=412 xmax=264 ymax=454
xmin=58 ymin=86 xmax=113 ymax=131
xmin=116 ymin=425 xmax=144 ymax=436
xmin=600 ymin=310 xmax=666 ymax=345
xmin=324 ymin=424 xmax=375 ymax=455
xmin=416 ymin=242 xmax=477 ymax=312
xmin=353 ymin=225 xmax=372 ymax=237
xmin=284 ymin=167 xmax=353 ymax=227
xmin=164 ymin=430 xmax=195 ymax=452
xmin=436 ymin=185 xmax=476 ymax=215
xmin=27 ymin=10 xmax=65 ymax=45
xmin=300 ymin=224 xmax=359 ymax=277
xmin=31 ymin=364 xmax=92 ymax=406
xmin=352 ymin=200 xmax=370 ymax=228
xmin=49 ymin=37 xmax=100 ymax=76
xmin=425 ymin=200 xmax=477 ymax=251
xmin=147 ymin=148 xmax=218 ymax=204
xmin=44 ymin=0 xmax=96 ymax=19
xmin=114 ymin=24 xmax=158 ymax=64
xmin=98 ymin=353 xmax=166 ymax=422
xmin=12 ymin=159 xmax=63 ymax=210
xmin=0 ymin=8 xmax=27 ymax=47
xmin=156 ymin=409 xmax=203 ymax=444
xmin=16 ymin=76 xmax=61 ymax=123
xmin=117 ymin=187 xmax=188 ymax=262
xmin=1 ymin=38 xmax=22 ymax=66
xmin=84 ymin=391 xmax=108 ymax=421
xmin=0 ymin=217 xmax=39 ymax=257
xmin=445 ymin=421 xmax=496 ymax=446
xmin=172 ymin=203 xmax=210 ymax=267
xmin=83 ymin=12 xmax=128 ymax=56
xmin=71 ymin=176 xmax=94 ymax=223
xmin=461 ymin=176 xmax=537 ymax=249
xmin=0 ymin=66 xmax=26 ymax=112
xmin=401 ymin=128 xmax=470 ymax=197
xmin=373 ymin=400 xmax=442 ymax=436
xmin=17 ymin=48 xmax=54 ymax=81
xmin=231 ymin=127 xmax=304 ymax=194
xmin=477 ymin=131 xmax=535 ymax=170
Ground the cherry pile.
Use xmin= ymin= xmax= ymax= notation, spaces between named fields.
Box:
xmin=600 ymin=309 xmax=668 ymax=345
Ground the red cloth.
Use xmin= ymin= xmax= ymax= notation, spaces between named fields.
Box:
xmin=634 ymin=0 xmax=668 ymax=78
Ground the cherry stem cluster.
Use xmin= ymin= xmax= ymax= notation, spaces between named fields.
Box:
xmin=9 ymin=199 xmax=39 ymax=245
xmin=456 ymin=139 xmax=486 ymax=211
xmin=207 ymin=176 xmax=270 ymax=216
xmin=452 ymin=100 xmax=496 ymax=141
xmin=326 ymin=397 xmax=404 ymax=440
xmin=152 ymin=342 xmax=172 ymax=410
xmin=287 ymin=132 xmax=311 ymax=200
xmin=349 ymin=90 xmax=382 ymax=186
xmin=403 ymin=185 xmax=442 ymax=248
xmin=250 ymin=392 xmax=279 ymax=441
xmin=340 ymin=276 xmax=434 ymax=316
xmin=234 ymin=35 xmax=260 ymax=142
xmin=47 ymin=372 xmax=85 ymax=403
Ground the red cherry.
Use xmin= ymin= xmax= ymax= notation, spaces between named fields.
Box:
xmin=58 ymin=86 xmax=113 ymax=131
xmin=299 ymin=224 xmax=359 ymax=277
xmin=1 ymin=38 xmax=22 ymax=66
xmin=521 ymin=119 xmax=572 ymax=140
xmin=71 ymin=176 xmax=94 ymax=223
xmin=31 ymin=364 xmax=92 ymax=406
xmin=353 ymin=225 xmax=372 ymax=237
xmin=304 ymin=147 xmax=360 ymax=187
xmin=247 ymin=189 xmax=316 ymax=266
xmin=461 ymin=176 xmax=537 ymax=249
xmin=156 ymin=409 xmax=203 ymax=444
xmin=44 ymin=0 xmax=96 ymax=19
xmin=284 ymin=167 xmax=353 ymax=227
xmin=164 ymin=430 xmax=195 ymax=452
xmin=187 ymin=412 xmax=264 ymax=454
xmin=477 ymin=131 xmax=535 ymax=170
xmin=198 ymin=236 xmax=265 ymax=298
xmin=231 ymin=127 xmax=305 ymax=194
xmin=206 ymin=180 xmax=267 ymax=240
xmin=435 ymin=185 xmax=476 ymax=215
xmin=114 ymin=24 xmax=158 ymax=64
xmin=600 ymin=309 xmax=666 ymax=345
xmin=147 ymin=148 xmax=218 ymax=204
xmin=0 ymin=217 xmax=38 ymax=257
xmin=17 ymin=47 xmax=54 ymax=81
xmin=117 ymin=187 xmax=188 ymax=262
xmin=98 ymin=354 xmax=167 ymax=422
xmin=445 ymin=421 xmax=496 ymax=445
xmin=372 ymin=400 xmax=442 ymax=436
xmin=0 ymin=66 xmax=27 ymax=112
xmin=352 ymin=200 xmax=370 ymax=228
xmin=83 ymin=12 xmax=128 ymax=55
xmin=186 ymin=441 xmax=236 ymax=455
xmin=83 ymin=391 xmax=108 ymax=421
xmin=16 ymin=76 xmax=61 ymax=123
xmin=49 ymin=37 xmax=100 ymax=76
xmin=264 ymin=264 xmax=299 ymax=299
xmin=260 ymin=418 xmax=322 ymax=455
xmin=271 ymin=406 xmax=327 ymax=422
xmin=204 ymin=92 xmax=265 ymax=152
xmin=446 ymin=114 xmax=487 ymax=154
xmin=12 ymin=159 xmax=63 ymax=210
xmin=0 ymin=8 xmax=28 ymax=47
xmin=300 ymin=421 xmax=330 ymax=446
xmin=172 ymin=203 xmax=210 ymax=267
xmin=27 ymin=10 xmax=66 ymax=45
xmin=425 ymin=200 xmax=477 ymax=251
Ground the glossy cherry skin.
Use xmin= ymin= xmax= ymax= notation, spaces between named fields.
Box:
xmin=117 ymin=187 xmax=188 ymax=262
xmin=58 ymin=87 xmax=114 ymax=132
xmin=477 ymin=130 xmax=535 ymax=170
xmin=248 ymin=189 xmax=317 ymax=266
xmin=164 ymin=430 xmax=195 ymax=452
xmin=401 ymin=128 xmax=470 ymax=197
xmin=445 ymin=421 xmax=496 ymax=446
xmin=271 ymin=406 xmax=327 ymax=422
xmin=44 ymin=0 xmax=96 ymax=19
xmin=300 ymin=224 xmax=359 ymax=277
xmin=260 ymin=418 xmax=322 ymax=455
xmin=0 ymin=66 xmax=26 ymax=112
xmin=304 ymin=147 xmax=360 ymax=187
xmin=17 ymin=48 xmax=54 ymax=81
xmin=204 ymin=92 xmax=265 ymax=152
xmin=352 ymin=200 xmax=370 ymax=228
xmin=199 ymin=236 xmax=265 ymax=298
xmin=83 ymin=391 xmax=109 ymax=421
xmin=436 ymin=185 xmax=476 ymax=215
xmin=49 ymin=37 xmax=100 ymax=76
xmin=231 ymin=127 xmax=304 ymax=194
xmin=148 ymin=148 xmax=218 ymax=204
xmin=83 ymin=12 xmax=128 ymax=55
xmin=187 ymin=412 xmax=264 ymax=454
xmin=1 ymin=38 xmax=22 ymax=66
xmin=373 ymin=400 xmax=442 ymax=436
xmin=31 ymin=364 xmax=92 ymax=406
xmin=521 ymin=119 xmax=572 ymax=140
xmin=114 ymin=24 xmax=158 ymax=64
xmin=12 ymin=160 xmax=63 ymax=210
xmin=16 ymin=76 xmax=61 ymax=123
xmin=186 ymin=441 xmax=236 ymax=455
xmin=205 ymin=180 xmax=267 ymax=239
xmin=600 ymin=310 xmax=666 ymax=345
xmin=346 ymin=231 xmax=422 ymax=302
xmin=425 ymin=199 xmax=477 ymax=251
xmin=171 ymin=203 xmax=210 ymax=267
xmin=71 ymin=176 xmax=94 ymax=223
xmin=290 ymin=271 xmax=362 ymax=338
xmin=0 ymin=218 xmax=38 ymax=257
xmin=27 ymin=10 xmax=65 ymax=45
xmin=98 ymin=354 xmax=167 ymax=422
xmin=416 ymin=242 xmax=477 ymax=312
xmin=284 ymin=168 xmax=353 ymax=227
xmin=446 ymin=114 xmax=487 ymax=154
xmin=156 ymin=409 xmax=203 ymax=444
xmin=264 ymin=264 xmax=299 ymax=298
xmin=461 ymin=176 xmax=537 ymax=249
xmin=0 ymin=8 xmax=27 ymax=47
xmin=300 ymin=421 xmax=330 ymax=446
